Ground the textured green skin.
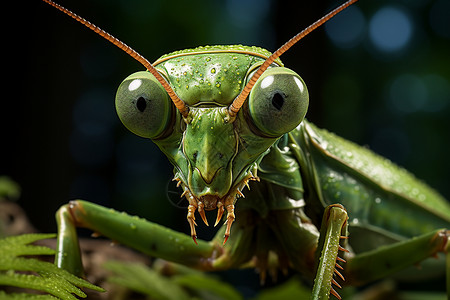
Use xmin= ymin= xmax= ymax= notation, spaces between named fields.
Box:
xmin=289 ymin=122 xmax=450 ymax=252
xmin=154 ymin=45 xmax=282 ymax=107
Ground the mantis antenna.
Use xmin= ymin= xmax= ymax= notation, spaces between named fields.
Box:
xmin=228 ymin=0 xmax=359 ymax=118
xmin=42 ymin=0 xmax=190 ymax=118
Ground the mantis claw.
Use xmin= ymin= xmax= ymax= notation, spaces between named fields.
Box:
xmin=198 ymin=202 xmax=209 ymax=226
xmin=214 ymin=202 xmax=224 ymax=227
xmin=330 ymin=287 xmax=341 ymax=300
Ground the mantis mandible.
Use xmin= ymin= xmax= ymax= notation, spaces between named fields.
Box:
xmin=38 ymin=0 xmax=450 ymax=298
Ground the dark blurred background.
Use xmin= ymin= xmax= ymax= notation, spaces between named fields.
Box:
xmin=4 ymin=0 xmax=449 ymax=253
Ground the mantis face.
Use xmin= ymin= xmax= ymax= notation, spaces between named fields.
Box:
xmin=45 ymin=0 xmax=357 ymax=243
xmin=115 ymin=46 xmax=309 ymax=243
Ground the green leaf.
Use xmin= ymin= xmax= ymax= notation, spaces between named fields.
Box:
xmin=0 ymin=290 xmax=57 ymax=299
xmin=252 ymin=277 xmax=311 ymax=300
xmin=0 ymin=233 xmax=104 ymax=299
xmin=174 ymin=273 xmax=243 ymax=300
xmin=104 ymin=260 xmax=190 ymax=300
xmin=105 ymin=260 xmax=245 ymax=300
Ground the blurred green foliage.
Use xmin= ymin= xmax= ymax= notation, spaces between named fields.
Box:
xmin=0 ymin=177 xmax=21 ymax=202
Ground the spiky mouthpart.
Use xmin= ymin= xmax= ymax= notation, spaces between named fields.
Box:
xmin=173 ymin=172 xmax=259 ymax=245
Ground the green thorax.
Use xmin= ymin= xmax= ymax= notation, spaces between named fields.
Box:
xmin=153 ymin=45 xmax=283 ymax=106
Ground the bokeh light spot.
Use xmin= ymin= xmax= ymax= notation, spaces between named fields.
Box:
xmin=325 ymin=6 xmax=365 ymax=49
xmin=369 ymin=7 xmax=412 ymax=53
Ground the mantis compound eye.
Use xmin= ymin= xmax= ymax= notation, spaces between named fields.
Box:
xmin=247 ymin=67 xmax=309 ymax=137
xmin=115 ymin=71 xmax=173 ymax=139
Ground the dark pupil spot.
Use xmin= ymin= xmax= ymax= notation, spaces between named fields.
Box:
xmin=136 ymin=97 xmax=147 ymax=112
xmin=272 ymin=92 xmax=284 ymax=111
xmin=192 ymin=151 xmax=198 ymax=162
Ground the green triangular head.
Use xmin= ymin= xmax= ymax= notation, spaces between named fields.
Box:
xmin=115 ymin=45 xmax=309 ymax=242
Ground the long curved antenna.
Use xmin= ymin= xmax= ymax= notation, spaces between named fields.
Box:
xmin=228 ymin=0 xmax=358 ymax=118
xmin=42 ymin=0 xmax=189 ymax=118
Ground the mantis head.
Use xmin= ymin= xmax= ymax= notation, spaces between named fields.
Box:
xmin=115 ymin=47 xmax=309 ymax=243
xmin=43 ymin=0 xmax=358 ymax=244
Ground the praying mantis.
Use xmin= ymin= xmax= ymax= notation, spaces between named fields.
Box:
xmin=27 ymin=0 xmax=450 ymax=298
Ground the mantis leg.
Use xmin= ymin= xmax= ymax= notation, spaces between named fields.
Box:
xmin=312 ymin=204 xmax=349 ymax=300
xmin=55 ymin=204 xmax=83 ymax=276
xmin=55 ymin=200 xmax=220 ymax=276
xmin=310 ymin=203 xmax=449 ymax=299
xmin=344 ymin=228 xmax=449 ymax=291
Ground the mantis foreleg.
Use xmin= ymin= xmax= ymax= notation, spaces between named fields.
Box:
xmin=310 ymin=203 xmax=449 ymax=299
xmin=345 ymin=228 xmax=449 ymax=287
xmin=55 ymin=200 xmax=221 ymax=276
xmin=312 ymin=204 xmax=349 ymax=300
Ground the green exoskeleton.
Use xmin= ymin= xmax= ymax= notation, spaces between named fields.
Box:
xmin=42 ymin=0 xmax=449 ymax=299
